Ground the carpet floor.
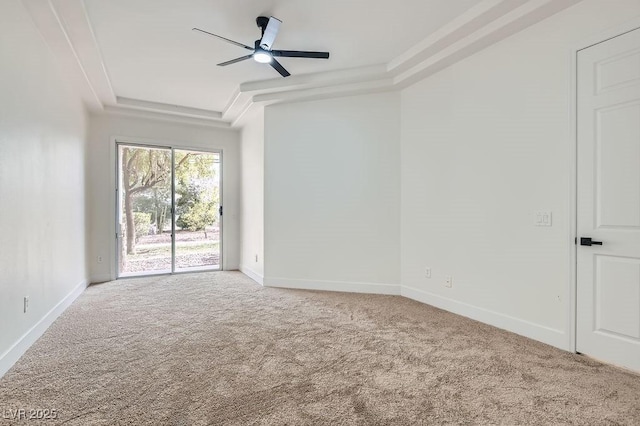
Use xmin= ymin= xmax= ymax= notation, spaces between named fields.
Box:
xmin=0 ymin=271 xmax=639 ymax=425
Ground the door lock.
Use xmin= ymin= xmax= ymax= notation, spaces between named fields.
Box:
xmin=580 ymin=237 xmax=603 ymax=246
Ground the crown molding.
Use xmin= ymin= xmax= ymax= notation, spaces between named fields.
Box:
xmin=387 ymin=0 xmax=529 ymax=74
xmin=22 ymin=0 xmax=103 ymax=110
xmin=252 ymin=77 xmax=395 ymax=104
xmin=24 ymin=0 xmax=582 ymax=128
xmin=100 ymin=106 xmax=234 ymax=129
xmin=392 ymin=0 xmax=582 ymax=89
xmin=239 ymin=64 xmax=389 ymax=94
xmin=50 ymin=0 xmax=117 ymax=105
xmin=116 ymin=97 xmax=224 ymax=120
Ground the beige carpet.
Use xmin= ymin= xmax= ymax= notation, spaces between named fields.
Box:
xmin=0 ymin=272 xmax=639 ymax=425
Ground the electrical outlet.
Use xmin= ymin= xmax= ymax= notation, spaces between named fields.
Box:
xmin=425 ymin=267 xmax=432 ymax=278
xmin=255 ymin=254 xmax=258 ymax=263
xmin=24 ymin=296 xmax=29 ymax=313
xmin=444 ymin=276 xmax=452 ymax=288
xmin=97 ymin=255 xmax=103 ymax=264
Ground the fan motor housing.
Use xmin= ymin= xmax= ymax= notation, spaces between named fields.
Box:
xmin=256 ymin=16 xmax=269 ymax=32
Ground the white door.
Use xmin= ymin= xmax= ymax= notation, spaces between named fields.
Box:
xmin=577 ymin=27 xmax=640 ymax=372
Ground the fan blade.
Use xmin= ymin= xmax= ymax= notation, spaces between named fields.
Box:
xmin=217 ymin=55 xmax=254 ymax=66
xmin=260 ymin=17 xmax=281 ymax=50
xmin=271 ymin=50 xmax=330 ymax=59
xmin=270 ymin=58 xmax=291 ymax=77
xmin=192 ymin=28 xmax=253 ymax=50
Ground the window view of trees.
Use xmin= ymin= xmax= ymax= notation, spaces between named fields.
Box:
xmin=175 ymin=153 xmax=219 ymax=238
xmin=118 ymin=146 xmax=220 ymax=275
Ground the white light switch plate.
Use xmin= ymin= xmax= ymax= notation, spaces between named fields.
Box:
xmin=534 ymin=211 xmax=552 ymax=227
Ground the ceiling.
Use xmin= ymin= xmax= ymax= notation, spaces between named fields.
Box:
xmin=24 ymin=0 xmax=581 ymax=126
xmin=83 ymin=0 xmax=480 ymax=112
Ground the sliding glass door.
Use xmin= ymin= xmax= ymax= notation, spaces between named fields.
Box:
xmin=174 ymin=149 xmax=221 ymax=272
xmin=117 ymin=143 xmax=222 ymax=277
xmin=117 ymin=145 xmax=172 ymax=276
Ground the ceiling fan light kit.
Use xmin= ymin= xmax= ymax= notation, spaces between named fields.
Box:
xmin=193 ymin=16 xmax=330 ymax=77
xmin=253 ymin=51 xmax=272 ymax=63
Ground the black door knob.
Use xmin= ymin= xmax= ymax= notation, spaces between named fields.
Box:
xmin=580 ymin=237 xmax=603 ymax=246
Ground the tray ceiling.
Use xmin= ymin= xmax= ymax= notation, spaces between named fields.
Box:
xmin=23 ymin=0 xmax=581 ymax=126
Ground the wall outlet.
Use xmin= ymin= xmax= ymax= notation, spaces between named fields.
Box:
xmin=444 ymin=276 xmax=452 ymax=288
xmin=24 ymin=296 xmax=29 ymax=313
xmin=255 ymin=254 xmax=259 ymax=263
xmin=97 ymin=255 xmax=103 ymax=264
xmin=425 ymin=267 xmax=431 ymax=278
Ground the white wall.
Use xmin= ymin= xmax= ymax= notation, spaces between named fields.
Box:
xmin=88 ymin=114 xmax=241 ymax=282
xmin=400 ymin=0 xmax=640 ymax=349
xmin=0 ymin=0 xmax=89 ymax=376
xmin=240 ymin=108 xmax=265 ymax=283
xmin=264 ymin=92 xmax=401 ymax=293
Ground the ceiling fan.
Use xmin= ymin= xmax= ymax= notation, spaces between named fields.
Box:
xmin=193 ymin=16 xmax=330 ymax=78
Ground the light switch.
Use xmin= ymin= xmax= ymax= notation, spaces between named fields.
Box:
xmin=534 ymin=211 xmax=552 ymax=227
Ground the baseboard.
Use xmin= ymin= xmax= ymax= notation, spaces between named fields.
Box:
xmin=400 ymin=285 xmax=567 ymax=350
xmin=240 ymin=265 xmax=264 ymax=286
xmin=0 ymin=279 xmax=89 ymax=379
xmin=264 ymin=277 xmax=401 ymax=295
xmin=261 ymin=278 xmax=564 ymax=348
xmin=90 ymin=273 xmax=113 ymax=284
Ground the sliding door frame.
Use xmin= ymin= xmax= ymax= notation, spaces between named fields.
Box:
xmin=114 ymin=139 xmax=223 ymax=279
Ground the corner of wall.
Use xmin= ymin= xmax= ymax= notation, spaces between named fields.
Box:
xmin=240 ymin=265 xmax=264 ymax=286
